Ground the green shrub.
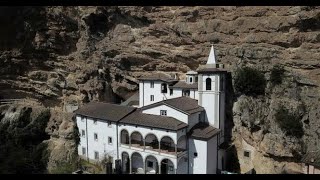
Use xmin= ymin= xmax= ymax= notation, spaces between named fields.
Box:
xmin=234 ymin=67 xmax=266 ymax=96
xmin=270 ymin=64 xmax=285 ymax=85
xmin=275 ymin=105 xmax=304 ymax=138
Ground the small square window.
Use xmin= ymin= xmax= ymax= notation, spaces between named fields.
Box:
xmin=160 ymin=110 xmax=167 ymax=116
xmin=194 ymin=152 xmax=198 ymax=157
xmin=81 ymin=130 xmax=85 ymax=137
xmin=82 ymin=147 xmax=86 ymax=155
xmin=94 ymin=151 xmax=99 ymax=160
xmin=94 ymin=133 xmax=98 ymax=141
xmin=108 ymin=137 xmax=112 ymax=144
xmin=244 ymin=151 xmax=250 ymax=158
xmin=147 ymin=161 xmax=153 ymax=168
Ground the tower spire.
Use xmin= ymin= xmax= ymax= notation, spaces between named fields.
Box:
xmin=207 ymin=44 xmax=216 ymax=64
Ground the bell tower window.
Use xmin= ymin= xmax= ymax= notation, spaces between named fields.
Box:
xmin=206 ymin=78 xmax=212 ymax=90
xmin=190 ymin=77 xmax=193 ymax=83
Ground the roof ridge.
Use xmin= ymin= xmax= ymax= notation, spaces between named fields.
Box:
xmin=88 ymin=101 xmax=136 ymax=108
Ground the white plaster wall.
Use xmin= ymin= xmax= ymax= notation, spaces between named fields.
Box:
xmin=168 ymin=88 xmax=181 ymax=99
xmin=188 ymin=112 xmax=201 ymax=131
xmin=142 ymin=81 xmax=170 ymax=107
xmin=86 ymin=117 xmax=117 ymax=162
xmin=207 ymin=136 xmax=218 ymax=174
xmin=195 ymin=90 xmax=199 ymax=100
xmin=177 ymin=157 xmax=188 ymax=174
xmin=77 ymin=115 xmax=88 ymax=158
xmin=142 ymin=104 xmax=188 ymax=124
xmin=139 ymin=82 xmax=144 ymax=107
xmin=188 ymin=139 xmax=207 ymax=174
xmin=199 ymin=74 xmax=221 ymax=129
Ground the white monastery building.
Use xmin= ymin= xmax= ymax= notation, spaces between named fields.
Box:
xmin=75 ymin=46 xmax=228 ymax=174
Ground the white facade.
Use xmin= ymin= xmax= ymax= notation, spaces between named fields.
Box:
xmin=76 ymin=115 xmax=118 ymax=168
xmin=142 ymin=104 xmax=189 ymax=124
xmin=139 ymin=81 xmax=171 ymax=107
xmin=76 ymin=46 xmax=228 ymax=174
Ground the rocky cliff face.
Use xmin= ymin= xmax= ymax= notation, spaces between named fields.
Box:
xmin=0 ymin=6 xmax=319 ymax=173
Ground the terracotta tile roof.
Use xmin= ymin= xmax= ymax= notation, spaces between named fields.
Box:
xmin=74 ymin=102 xmax=136 ymax=122
xmin=188 ymin=122 xmax=220 ymax=140
xmin=302 ymin=151 xmax=320 ymax=168
xmin=120 ymin=110 xmax=188 ymax=131
xmin=141 ymin=96 xmax=204 ymax=115
xmin=137 ymin=73 xmax=178 ymax=83
xmin=171 ymin=81 xmax=198 ymax=89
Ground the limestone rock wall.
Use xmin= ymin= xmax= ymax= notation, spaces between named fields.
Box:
xmin=0 ymin=6 xmax=319 ymax=173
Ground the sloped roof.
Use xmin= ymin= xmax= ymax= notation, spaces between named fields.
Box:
xmin=138 ymin=73 xmax=178 ymax=83
xmin=74 ymin=102 xmax=136 ymax=122
xmin=120 ymin=110 xmax=188 ymax=131
xmin=141 ymin=96 xmax=204 ymax=115
xmin=170 ymin=81 xmax=198 ymax=89
xmin=121 ymin=91 xmax=139 ymax=106
xmin=207 ymin=45 xmax=217 ymax=64
xmin=188 ymin=122 xmax=220 ymax=140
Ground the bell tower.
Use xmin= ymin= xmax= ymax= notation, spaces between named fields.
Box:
xmin=197 ymin=45 xmax=226 ymax=134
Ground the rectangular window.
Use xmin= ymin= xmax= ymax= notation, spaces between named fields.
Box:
xmin=108 ymin=122 xmax=112 ymax=128
xmin=150 ymin=95 xmax=154 ymax=101
xmin=82 ymin=147 xmax=86 ymax=155
xmin=81 ymin=130 xmax=85 ymax=137
xmin=244 ymin=151 xmax=250 ymax=158
xmin=94 ymin=151 xmax=99 ymax=160
xmin=170 ymin=89 xmax=173 ymax=95
xmin=93 ymin=119 xmax=97 ymax=124
xmin=147 ymin=161 xmax=153 ymax=168
xmin=94 ymin=133 xmax=98 ymax=141
xmin=150 ymin=81 xmax=154 ymax=88
xmin=160 ymin=110 xmax=167 ymax=116
xmin=108 ymin=137 xmax=112 ymax=145
xmin=183 ymin=90 xmax=190 ymax=97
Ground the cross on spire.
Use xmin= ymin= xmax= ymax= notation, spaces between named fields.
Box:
xmin=207 ymin=45 xmax=216 ymax=65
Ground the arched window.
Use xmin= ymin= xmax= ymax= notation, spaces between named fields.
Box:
xmin=189 ymin=77 xmax=193 ymax=83
xmin=206 ymin=78 xmax=212 ymax=90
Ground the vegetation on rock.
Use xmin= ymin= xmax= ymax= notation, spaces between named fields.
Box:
xmin=270 ymin=64 xmax=285 ymax=86
xmin=234 ymin=67 xmax=266 ymax=97
xmin=0 ymin=107 xmax=51 ymax=173
xmin=275 ymin=105 xmax=304 ymax=138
